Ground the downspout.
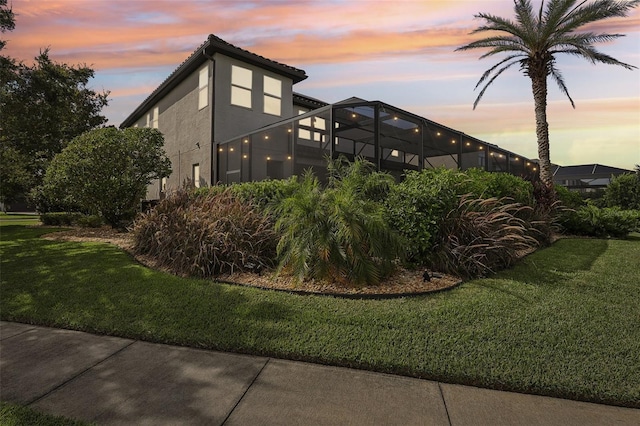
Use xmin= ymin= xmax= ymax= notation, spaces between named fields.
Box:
xmin=202 ymin=48 xmax=216 ymax=184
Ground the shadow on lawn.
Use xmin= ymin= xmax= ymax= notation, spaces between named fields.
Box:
xmin=498 ymin=238 xmax=609 ymax=285
xmin=0 ymin=226 xmax=293 ymax=352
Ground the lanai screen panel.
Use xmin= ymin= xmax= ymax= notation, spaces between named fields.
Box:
xmin=487 ymin=148 xmax=509 ymax=172
xmin=378 ymin=108 xmax=422 ymax=179
xmin=460 ymin=136 xmax=487 ymax=170
xmin=333 ymin=104 xmax=377 ymax=163
xmin=294 ymin=108 xmax=331 ymax=178
xmin=422 ymin=123 xmax=459 ymax=169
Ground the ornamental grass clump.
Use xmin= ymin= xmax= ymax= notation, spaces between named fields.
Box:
xmin=429 ymin=195 xmax=540 ymax=279
xmin=131 ymin=188 xmax=277 ymax=277
xmin=272 ymin=158 xmax=403 ymax=286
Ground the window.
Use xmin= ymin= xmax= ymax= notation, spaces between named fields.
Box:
xmin=161 ymin=177 xmax=167 ymax=192
xmin=192 ymin=164 xmax=200 ymax=188
xmin=231 ymin=65 xmax=252 ymax=108
xmin=151 ymin=106 xmax=159 ymax=129
xmin=263 ymin=75 xmax=281 ymax=116
xmin=198 ymin=65 xmax=208 ymax=109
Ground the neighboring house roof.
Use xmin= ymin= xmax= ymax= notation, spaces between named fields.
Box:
xmin=552 ymin=164 xmax=631 ymax=181
xmin=120 ymin=34 xmax=308 ymax=128
xmin=293 ymin=92 xmax=329 ymax=110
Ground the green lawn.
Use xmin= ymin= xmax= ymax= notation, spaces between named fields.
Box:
xmin=0 ymin=213 xmax=40 ymax=227
xmin=0 ymin=401 xmax=90 ymax=426
xmin=1 ymin=224 xmax=639 ymax=408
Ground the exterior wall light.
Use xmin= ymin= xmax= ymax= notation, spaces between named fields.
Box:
xmin=266 ymin=156 xmax=271 ymax=161
xmin=264 ymin=135 xmax=269 ymax=140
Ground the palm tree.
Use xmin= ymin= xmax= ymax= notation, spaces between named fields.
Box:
xmin=457 ymin=0 xmax=638 ymax=187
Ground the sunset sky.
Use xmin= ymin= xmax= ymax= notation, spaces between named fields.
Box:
xmin=5 ymin=0 xmax=640 ymax=170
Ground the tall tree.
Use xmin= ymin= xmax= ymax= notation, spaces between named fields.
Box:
xmin=0 ymin=0 xmax=14 ymax=50
xmin=456 ymin=0 xmax=638 ymax=187
xmin=0 ymin=50 xmax=109 ymax=204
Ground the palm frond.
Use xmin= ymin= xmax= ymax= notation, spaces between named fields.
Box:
xmin=542 ymin=0 xmax=582 ymax=39
xmin=470 ymin=13 xmax=526 ymax=39
xmin=474 ymin=59 xmax=524 ymax=109
xmin=474 ymin=54 xmax=527 ymax=89
xmin=513 ymin=0 xmax=540 ymax=45
xmin=549 ymin=63 xmax=576 ymax=108
xmin=552 ymin=44 xmax=637 ymax=69
xmin=558 ymin=0 xmax=640 ymax=34
xmin=551 ymin=31 xmax=625 ymax=46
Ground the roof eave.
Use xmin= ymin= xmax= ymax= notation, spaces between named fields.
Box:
xmin=120 ymin=35 xmax=308 ymax=129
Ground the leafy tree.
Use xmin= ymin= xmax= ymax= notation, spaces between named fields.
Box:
xmin=0 ymin=49 xmax=109 ymax=204
xmin=41 ymin=127 xmax=171 ymax=227
xmin=0 ymin=0 xmax=14 ymax=51
xmin=0 ymin=147 xmax=32 ymax=207
xmin=457 ymin=0 xmax=638 ymax=188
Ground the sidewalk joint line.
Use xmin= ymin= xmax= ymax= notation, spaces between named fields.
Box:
xmin=0 ymin=324 xmax=38 ymax=341
xmin=221 ymin=357 xmax=271 ymax=425
xmin=438 ymin=382 xmax=453 ymax=426
xmin=27 ymin=339 xmax=137 ymax=406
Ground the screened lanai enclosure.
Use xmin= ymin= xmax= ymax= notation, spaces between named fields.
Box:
xmin=217 ymin=99 xmax=539 ymax=184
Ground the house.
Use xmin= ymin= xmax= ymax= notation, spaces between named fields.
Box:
xmin=552 ymin=164 xmax=632 ymax=192
xmin=121 ymin=34 xmax=539 ymax=200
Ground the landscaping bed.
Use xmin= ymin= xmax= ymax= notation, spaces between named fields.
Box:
xmin=40 ymin=226 xmax=460 ymax=297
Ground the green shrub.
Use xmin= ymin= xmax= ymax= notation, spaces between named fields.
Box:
xmin=327 ymin=155 xmax=395 ymax=203
xmin=194 ymin=178 xmax=301 ymax=212
xmin=604 ymin=172 xmax=640 ymax=210
xmin=464 ymin=168 xmax=534 ymax=206
xmin=41 ymin=127 xmax=171 ymax=228
xmin=559 ymin=205 xmax=640 ymax=238
xmin=554 ymin=185 xmax=583 ymax=209
xmin=131 ymin=188 xmax=278 ymax=277
xmin=40 ymin=212 xmax=83 ymax=226
xmin=273 ymin=162 xmax=402 ymax=286
xmin=385 ymin=167 xmax=539 ymax=262
xmin=75 ymin=214 xmax=103 ymax=228
xmin=428 ymin=196 xmax=539 ymax=278
xmin=385 ymin=167 xmax=465 ymax=261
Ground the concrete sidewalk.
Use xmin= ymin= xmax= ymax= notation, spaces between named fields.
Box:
xmin=1 ymin=321 xmax=638 ymax=425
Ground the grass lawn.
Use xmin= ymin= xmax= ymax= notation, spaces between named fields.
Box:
xmin=0 ymin=212 xmax=40 ymax=227
xmin=0 ymin=401 xmax=90 ymax=426
xmin=1 ymin=224 xmax=639 ymax=408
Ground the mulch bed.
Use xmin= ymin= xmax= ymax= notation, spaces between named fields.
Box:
xmin=40 ymin=226 xmax=462 ymax=297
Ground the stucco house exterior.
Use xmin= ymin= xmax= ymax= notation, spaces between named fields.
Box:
xmin=121 ymin=34 xmax=540 ymax=201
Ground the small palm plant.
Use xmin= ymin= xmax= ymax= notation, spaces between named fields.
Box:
xmin=272 ymin=159 xmax=403 ymax=286
xmin=457 ymin=0 xmax=638 ymax=188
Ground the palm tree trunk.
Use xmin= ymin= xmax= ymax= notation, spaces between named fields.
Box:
xmin=530 ymin=73 xmax=553 ymax=188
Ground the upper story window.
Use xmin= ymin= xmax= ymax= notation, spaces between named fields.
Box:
xmin=146 ymin=106 xmax=159 ymax=128
xmin=263 ymin=75 xmax=281 ymax=116
xmin=231 ymin=65 xmax=252 ymax=109
xmin=151 ymin=106 xmax=159 ymax=129
xmin=198 ymin=65 xmax=209 ymax=110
